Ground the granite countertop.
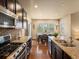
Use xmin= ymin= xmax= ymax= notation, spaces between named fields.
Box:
xmin=51 ymin=37 xmax=79 ymax=59
xmin=12 ymin=36 xmax=31 ymax=43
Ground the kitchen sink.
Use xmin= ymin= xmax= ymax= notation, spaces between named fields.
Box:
xmin=55 ymin=39 xmax=76 ymax=47
xmin=61 ymin=43 xmax=76 ymax=47
xmin=55 ymin=39 xmax=67 ymax=43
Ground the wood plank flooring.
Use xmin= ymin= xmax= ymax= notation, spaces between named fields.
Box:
xmin=28 ymin=40 xmax=51 ymax=59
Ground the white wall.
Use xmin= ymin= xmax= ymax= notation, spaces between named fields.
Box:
xmin=32 ymin=19 xmax=59 ymax=39
xmin=71 ymin=12 xmax=79 ymax=39
xmin=60 ymin=15 xmax=71 ymax=38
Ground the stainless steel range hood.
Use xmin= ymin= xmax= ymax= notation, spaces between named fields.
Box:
xmin=0 ymin=5 xmax=17 ymax=28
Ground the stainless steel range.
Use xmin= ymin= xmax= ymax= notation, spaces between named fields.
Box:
xmin=0 ymin=35 xmax=27 ymax=59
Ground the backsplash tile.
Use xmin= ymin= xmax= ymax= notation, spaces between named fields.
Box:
xmin=0 ymin=28 xmax=24 ymax=41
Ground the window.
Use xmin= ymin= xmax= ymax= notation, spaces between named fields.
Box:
xmin=37 ymin=23 xmax=54 ymax=34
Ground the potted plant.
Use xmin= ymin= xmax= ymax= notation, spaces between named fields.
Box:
xmin=53 ymin=32 xmax=58 ymax=37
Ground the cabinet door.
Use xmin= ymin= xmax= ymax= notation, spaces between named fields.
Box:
xmin=0 ymin=0 xmax=6 ymax=7
xmin=0 ymin=13 xmax=4 ymax=25
xmin=4 ymin=16 xmax=15 ymax=26
xmin=16 ymin=1 xmax=22 ymax=16
xmin=51 ymin=41 xmax=63 ymax=59
xmin=15 ymin=19 xmax=22 ymax=29
xmin=63 ymin=51 xmax=71 ymax=59
xmin=56 ymin=46 xmax=62 ymax=59
xmin=7 ymin=0 xmax=15 ymax=13
xmin=51 ymin=41 xmax=56 ymax=59
xmin=23 ymin=20 xmax=28 ymax=35
xmin=48 ymin=38 xmax=51 ymax=54
xmin=0 ymin=0 xmax=4 ymax=6
xmin=23 ymin=20 xmax=28 ymax=29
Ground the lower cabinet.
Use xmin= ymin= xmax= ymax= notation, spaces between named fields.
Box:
xmin=51 ymin=41 xmax=71 ymax=59
xmin=63 ymin=51 xmax=71 ymax=59
xmin=51 ymin=41 xmax=56 ymax=59
xmin=56 ymin=45 xmax=62 ymax=59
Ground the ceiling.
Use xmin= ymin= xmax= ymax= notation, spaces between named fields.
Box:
xmin=19 ymin=0 xmax=79 ymax=19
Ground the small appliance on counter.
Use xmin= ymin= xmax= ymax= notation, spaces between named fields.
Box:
xmin=0 ymin=35 xmax=27 ymax=59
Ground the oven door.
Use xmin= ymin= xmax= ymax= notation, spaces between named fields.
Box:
xmin=16 ymin=47 xmax=27 ymax=59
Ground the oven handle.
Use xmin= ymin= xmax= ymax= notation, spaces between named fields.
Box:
xmin=16 ymin=47 xmax=26 ymax=59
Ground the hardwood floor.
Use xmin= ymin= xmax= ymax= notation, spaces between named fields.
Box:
xmin=28 ymin=40 xmax=51 ymax=59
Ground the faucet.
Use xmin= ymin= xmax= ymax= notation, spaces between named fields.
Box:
xmin=70 ymin=36 xmax=73 ymax=45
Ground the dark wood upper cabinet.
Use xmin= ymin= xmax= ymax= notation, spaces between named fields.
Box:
xmin=15 ymin=19 xmax=22 ymax=29
xmin=7 ymin=0 xmax=22 ymax=14
xmin=0 ymin=0 xmax=8 ymax=8
xmin=0 ymin=0 xmax=27 ymax=29
xmin=15 ymin=11 xmax=27 ymax=29
xmin=16 ymin=0 xmax=22 ymax=15
xmin=16 ymin=9 xmax=23 ymax=19
xmin=0 ymin=0 xmax=16 ymax=13
xmin=7 ymin=0 xmax=15 ymax=13
xmin=23 ymin=20 xmax=28 ymax=35
xmin=0 ymin=0 xmax=22 ymax=14
xmin=0 ymin=0 xmax=26 ymax=18
xmin=0 ymin=0 xmax=5 ymax=7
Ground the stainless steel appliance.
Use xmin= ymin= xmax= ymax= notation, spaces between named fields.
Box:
xmin=0 ymin=35 xmax=27 ymax=59
xmin=26 ymin=38 xmax=32 ymax=55
xmin=16 ymin=46 xmax=27 ymax=59
xmin=48 ymin=36 xmax=52 ymax=55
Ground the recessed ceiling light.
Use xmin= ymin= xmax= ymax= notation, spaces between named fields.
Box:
xmin=34 ymin=5 xmax=38 ymax=8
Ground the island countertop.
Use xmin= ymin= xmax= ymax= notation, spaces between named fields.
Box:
xmin=50 ymin=37 xmax=79 ymax=59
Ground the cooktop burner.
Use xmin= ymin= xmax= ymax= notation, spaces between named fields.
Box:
xmin=0 ymin=43 xmax=22 ymax=58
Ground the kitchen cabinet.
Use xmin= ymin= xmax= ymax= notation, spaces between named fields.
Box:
xmin=51 ymin=41 xmax=71 ymax=59
xmin=0 ymin=0 xmax=16 ymax=13
xmin=15 ymin=19 xmax=22 ymax=29
xmin=63 ymin=51 xmax=71 ymax=59
xmin=16 ymin=1 xmax=22 ymax=16
xmin=16 ymin=8 xmax=27 ymax=29
xmin=51 ymin=41 xmax=57 ymax=59
xmin=0 ymin=0 xmax=8 ymax=8
xmin=15 ymin=19 xmax=28 ymax=29
xmin=56 ymin=45 xmax=62 ymax=59
xmin=0 ymin=0 xmax=5 ymax=7
xmin=15 ymin=8 xmax=23 ymax=29
xmin=23 ymin=20 xmax=28 ymax=29
xmin=15 ymin=3 xmax=23 ymax=29
xmin=23 ymin=20 xmax=28 ymax=35
xmin=1 ymin=0 xmax=21 ymax=14
xmin=7 ymin=0 xmax=15 ymax=13
xmin=48 ymin=37 xmax=52 ymax=55
xmin=0 ymin=0 xmax=27 ymax=29
xmin=23 ymin=10 xmax=27 ymax=29
xmin=0 ymin=0 xmax=22 ymax=14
